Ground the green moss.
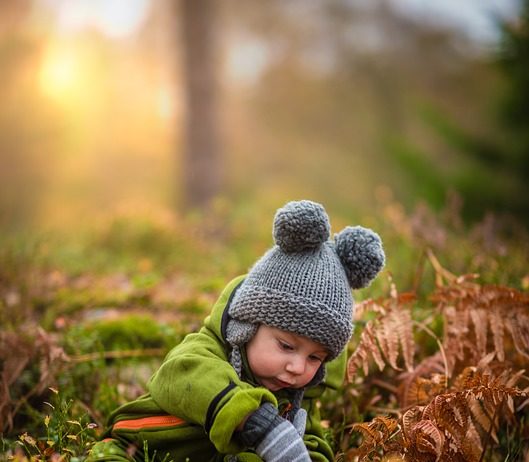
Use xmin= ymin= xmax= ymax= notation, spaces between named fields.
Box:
xmin=80 ymin=315 xmax=180 ymax=351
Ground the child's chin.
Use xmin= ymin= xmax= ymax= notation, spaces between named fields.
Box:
xmin=259 ymin=378 xmax=283 ymax=391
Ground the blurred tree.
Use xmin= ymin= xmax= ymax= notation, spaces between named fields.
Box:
xmin=0 ymin=0 xmax=48 ymax=230
xmin=179 ymin=0 xmax=222 ymax=211
xmin=393 ymin=1 xmax=529 ymax=224
xmin=0 ymin=0 xmax=32 ymax=34
xmin=233 ymin=0 xmax=492 ymax=214
xmin=497 ymin=0 xmax=529 ymax=202
xmin=353 ymin=1 xmax=529 ymax=225
xmin=170 ymin=0 xmax=526 ymax=220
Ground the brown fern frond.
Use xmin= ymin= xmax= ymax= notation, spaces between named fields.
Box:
xmin=350 ymin=421 xmax=380 ymax=442
xmin=468 ymin=394 xmax=495 ymax=438
xmin=406 ymin=419 xmax=445 ymax=461
xmin=475 ymin=351 xmax=496 ymax=369
xmin=462 ymin=419 xmax=483 ymax=461
xmin=504 ymin=368 xmax=526 ymax=388
xmin=348 ymin=415 xmax=401 ymax=461
xmin=442 ymin=305 xmax=469 ymax=376
xmin=355 ymin=322 xmax=386 ymax=373
xmin=394 ymin=309 xmax=415 ymax=372
xmin=424 ymin=394 xmax=468 ymax=440
xmin=405 ymin=378 xmax=433 ymax=407
xmin=348 ymin=294 xmax=415 ymax=381
xmin=455 ymin=365 xmax=525 ymax=395
xmin=345 ymin=432 xmax=375 ymax=461
xmin=347 ymin=323 xmax=376 ymax=380
xmin=401 ymin=406 xmax=423 ymax=440
xmin=488 ymin=307 xmax=505 ymax=362
xmin=441 ymin=394 xmax=472 ymax=455
xmin=345 ymin=257 xmax=529 ymax=461
xmin=397 ymin=365 xmax=528 ymax=462
xmin=505 ymin=313 xmax=529 ymax=360
xmin=404 ymin=375 xmax=446 ymax=407
xmin=456 ymin=366 xmax=526 ymax=432
xmin=377 ymin=311 xmax=401 ymax=371
xmin=366 ymin=325 xmax=387 ymax=373
xmin=354 ymin=298 xmax=387 ymax=320
xmin=470 ymin=308 xmax=488 ymax=357
xmin=473 ymin=394 xmax=502 ymax=449
xmin=381 ymin=453 xmax=405 ymax=462
xmin=373 ymin=415 xmax=400 ymax=438
xmin=432 ymin=274 xmax=529 ymax=374
xmin=398 ymin=353 xmax=446 ymax=408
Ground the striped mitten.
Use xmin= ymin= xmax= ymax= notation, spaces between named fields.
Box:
xmin=255 ymin=418 xmax=310 ymax=462
xmin=238 ymin=403 xmax=310 ymax=462
xmin=292 ymin=408 xmax=307 ymax=437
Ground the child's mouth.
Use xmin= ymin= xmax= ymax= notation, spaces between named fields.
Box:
xmin=274 ymin=378 xmax=294 ymax=389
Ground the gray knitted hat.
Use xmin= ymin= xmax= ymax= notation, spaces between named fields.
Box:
xmin=226 ymin=200 xmax=385 ymax=374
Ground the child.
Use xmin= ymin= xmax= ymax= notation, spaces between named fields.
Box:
xmin=87 ymin=200 xmax=385 ymax=462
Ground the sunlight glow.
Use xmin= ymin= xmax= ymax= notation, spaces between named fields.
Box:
xmin=157 ymin=86 xmax=175 ymax=121
xmin=39 ymin=45 xmax=81 ymax=101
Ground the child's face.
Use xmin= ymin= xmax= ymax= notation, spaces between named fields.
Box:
xmin=245 ymin=325 xmax=328 ymax=391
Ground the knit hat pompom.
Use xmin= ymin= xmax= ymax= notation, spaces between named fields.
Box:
xmin=273 ymin=200 xmax=330 ymax=253
xmin=335 ymin=226 xmax=385 ymax=289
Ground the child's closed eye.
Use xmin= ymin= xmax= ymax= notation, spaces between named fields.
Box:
xmin=278 ymin=340 xmax=294 ymax=351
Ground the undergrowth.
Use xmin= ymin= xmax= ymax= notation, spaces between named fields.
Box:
xmin=337 ymin=251 xmax=529 ymax=462
xmin=2 ymin=388 xmax=97 ymax=462
xmin=1 ymin=200 xmax=528 ymax=461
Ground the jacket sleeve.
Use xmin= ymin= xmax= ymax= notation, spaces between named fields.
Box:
xmin=147 ymin=326 xmax=277 ymax=455
xmin=302 ymin=349 xmax=347 ymax=461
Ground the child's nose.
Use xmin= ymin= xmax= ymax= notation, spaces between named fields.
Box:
xmin=286 ymin=356 xmax=306 ymax=375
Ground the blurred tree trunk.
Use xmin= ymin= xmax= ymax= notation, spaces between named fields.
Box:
xmin=179 ymin=0 xmax=222 ymax=211
xmin=0 ymin=0 xmax=43 ymax=231
xmin=0 ymin=0 xmax=32 ymax=33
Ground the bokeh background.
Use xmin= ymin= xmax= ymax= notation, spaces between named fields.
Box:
xmin=2 ymin=1 xmax=529 ymax=451
xmin=2 ymin=0 xmax=527 ymax=232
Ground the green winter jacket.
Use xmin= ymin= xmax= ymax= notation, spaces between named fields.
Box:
xmin=90 ymin=276 xmax=346 ymax=462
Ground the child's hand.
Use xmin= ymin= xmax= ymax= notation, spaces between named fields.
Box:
xmin=255 ymin=418 xmax=310 ymax=462
xmin=238 ymin=403 xmax=310 ymax=461
xmin=292 ymin=407 xmax=307 ymax=437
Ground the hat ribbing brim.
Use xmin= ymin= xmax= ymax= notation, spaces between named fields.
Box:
xmin=229 ymin=284 xmax=353 ymax=360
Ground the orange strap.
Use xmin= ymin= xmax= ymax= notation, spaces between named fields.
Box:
xmin=113 ymin=415 xmax=185 ymax=430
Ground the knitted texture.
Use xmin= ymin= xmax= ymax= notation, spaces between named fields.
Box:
xmin=239 ymin=403 xmax=308 ymax=449
xmin=291 ymin=407 xmax=307 ymax=437
xmin=238 ymin=402 xmax=281 ymax=448
xmin=335 ymin=226 xmax=386 ymax=289
xmin=225 ymin=320 xmax=258 ymax=377
xmin=228 ymin=200 xmax=385 ymax=360
xmin=254 ymin=416 xmax=310 ymax=462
